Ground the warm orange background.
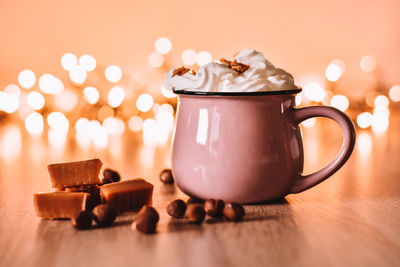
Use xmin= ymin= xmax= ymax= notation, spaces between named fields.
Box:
xmin=0 ymin=0 xmax=399 ymax=96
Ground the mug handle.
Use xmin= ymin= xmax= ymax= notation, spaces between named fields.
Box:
xmin=290 ymin=106 xmax=356 ymax=193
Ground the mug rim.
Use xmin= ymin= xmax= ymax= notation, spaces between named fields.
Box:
xmin=173 ymin=88 xmax=302 ymax=96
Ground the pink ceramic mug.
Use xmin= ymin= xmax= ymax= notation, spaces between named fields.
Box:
xmin=172 ymin=89 xmax=356 ymax=203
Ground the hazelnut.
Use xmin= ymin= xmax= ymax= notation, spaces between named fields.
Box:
xmin=159 ymin=169 xmax=174 ymax=184
xmin=204 ymin=199 xmax=225 ymax=218
xmin=185 ymin=204 xmax=205 ymax=224
xmin=167 ymin=199 xmax=186 ymax=218
xmin=223 ymin=203 xmax=245 ymax=221
xmin=71 ymin=210 xmax=93 ymax=230
xmin=92 ymin=204 xmax=118 ymax=227
xmin=135 ymin=206 xmax=159 ymax=234
xmin=103 ymin=168 xmax=121 ymax=183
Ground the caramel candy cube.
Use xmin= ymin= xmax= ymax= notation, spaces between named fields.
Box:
xmin=33 ymin=192 xmax=89 ymax=219
xmin=48 ymin=159 xmax=102 ymax=188
xmin=100 ymin=179 xmax=153 ymax=213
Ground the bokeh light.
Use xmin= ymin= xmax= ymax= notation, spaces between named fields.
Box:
xmin=357 ymin=112 xmax=373 ymax=129
xmin=61 ymin=53 xmax=78 ymax=71
xmin=372 ymin=112 xmax=389 ymax=132
xmin=25 ymin=112 xmax=44 ymax=136
xmin=90 ymin=120 xmax=108 ymax=149
xmin=136 ymin=93 xmax=153 ymax=112
xmin=142 ymin=118 xmax=157 ymax=146
xmin=181 ymin=49 xmax=197 ymax=65
xmin=27 ymin=91 xmax=45 ymax=110
xmin=301 ymin=118 xmax=316 ymax=128
xmin=18 ymin=70 xmax=36 ymax=89
xmin=39 ymin=74 xmax=64 ymax=95
xmin=304 ymin=82 xmax=326 ymax=102
xmin=196 ymin=51 xmax=212 ymax=66
xmin=389 ymin=85 xmax=400 ymax=102
xmin=360 ymin=55 xmax=376 ymax=72
xmin=107 ymin=86 xmax=125 ymax=108
xmin=105 ymin=65 xmax=122 ymax=83
xmin=325 ymin=62 xmax=343 ymax=82
xmin=330 ymin=95 xmax=349 ymax=112
xmin=128 ymin=116 xmax=143 ymax=132
xmin=357 ymin=132 xmax=372 ymax=157
xmin=4 ymin=84 xmax=21 ymax=96
xmin=103 ymin=117 xmax=125 ymax=135
xmin=374 ymin=95 xmax=389 ymax=108
xmin=54 ymin=89 xmax=78 ymax=112
xmin=0 ymin=92 xmax=19 ymax=113
xmin=83 ymin=86 xmax=100 ymax=104
xmin=75 ymin=118 xmax=90 ymax=134
xmin=47 ymin=112 xmax=69 ymax=132
xmin=69 ymin=65 xmax=87 ymax=85
xmin=155 ymin=37 xmax=172 ymax=55
xmin=0 ymin=125 xmax=21 ymax=162
xmin=148 ymin=52 xmax=164 ymax=68
xmin=79 ymin=54 xmax=96 ymax=71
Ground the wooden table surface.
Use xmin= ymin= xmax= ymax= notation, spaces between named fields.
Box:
xmin=0 ymin=111 xmax=399 ymax=267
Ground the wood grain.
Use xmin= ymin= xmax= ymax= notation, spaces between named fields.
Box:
xmin=0 ymin=112 xmax=399 ymax=267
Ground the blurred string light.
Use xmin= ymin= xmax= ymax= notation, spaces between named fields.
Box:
xmin=54 ymin=89 xmax=78 ymax=112
xmin=374 ymin=95 xmax=389 ymax=108
xmin=330 ymin=95 xmax=349 ymax=112
xmin=0 ymin=125 xmax=21 ymax=162
xmin=4 ymin=84 xmax=21 ymax=96
xmin=39 ymin=74 xmax=64 ymax=95
xmin=304 ymin=82 xmax=325 ymax=102
xmin=75 ymin=118 xmax=108 ymax=149
xmin=69 ymin=65 xmax=87 ymax=85
xmin=27 ymin=91 xmax=45 ymax=110
xmin=61 ymin=53 xmax=78 ymax=71
xmin=90 ymin=120 xmax=108 ymax=149
xmin=83 ymin=86 xmax=100 ymax=104
xmin=360 ymin=55 xmax=376 ymax=72
xmin=301 ymin=118 xmax=316 ymax=128
xmin=103 ymin=116 xmax=125 ymax=135
xmin=161 ymin=86 xmax=177 ymax=98
xmin=196 ymin=51 xmax=212 ymax=66
xmin=372 ymin=112 xmax=389 ymax=132
xmin=25 ymin=112 xmax=44 ymax=136
xmin=48 ymin=128 xmax=67 ymax=149
xmin=136 ymin=93 xmax=153 ymax=112
xmin=18 ymin=70 xmax=36 ymax=89
xmin=128 ymin=116 xmax=143 ymax=132
xmin=79 ymin=54 xmax=96 ymax=72
xmin=357 ymin=112 xmax=373 ymax=129
xmin=107 ymin=86 xmax=125 ymax=108
xmin=181 ymin=49 xmax=197 ymax=66
xmin=47 ymin=112 xmax=69 ymax=132
xmin=148 ymin=52 xmax=164 ymax=68
xmin=0 ymin=91 xmax=19 ymax=113
xmin=356 ymin=132 xmax=372 ymax=157
xmin=142 ymin=118 xmax=157 ymax=146
xmin=105 ymin=65 xmax=122 ymax=83
xmin=155 ymin=37 xmax=172 ymax=55
xmin=389 ymin=85 xmax=400 ymax=102
xmin=325 ymin=59 xmax=345 ymax=82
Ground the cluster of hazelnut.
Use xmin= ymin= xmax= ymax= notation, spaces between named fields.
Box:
xmin=132 ymin=169 xmax=245 ymax=234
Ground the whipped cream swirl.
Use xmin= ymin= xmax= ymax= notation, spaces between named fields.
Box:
xmin=163 ymin=48 xmax=296 ymax=93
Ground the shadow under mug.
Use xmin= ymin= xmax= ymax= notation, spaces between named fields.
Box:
xmin=171 ymin=89 xmax=356 ymax=203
